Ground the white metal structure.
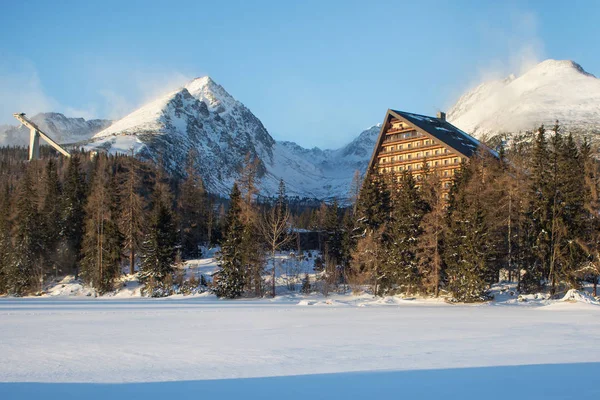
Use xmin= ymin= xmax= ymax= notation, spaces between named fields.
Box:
xmin=12 ymin=113 xmax=71 ymax=160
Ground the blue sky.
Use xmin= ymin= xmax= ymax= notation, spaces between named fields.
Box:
xmin=1 ymin=0 xmax=599 ymax=148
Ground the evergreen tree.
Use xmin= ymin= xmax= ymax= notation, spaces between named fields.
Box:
xmin=62 ymin=154 xmax=87 ymax=276
xmin=355 ymin=170 xmax=391 ymax=234
xmin=40 ymin=159 xmax=62 ymax=276
xmin=214 ymin=183 xmax=245 ymax=298
xmin=10 ymin=167 xmax=42 ymax=295
xmin=118 ymin=154 xmax=145 ymax=275
xmin=139 ymin=172 xmax=177 ymax=296
xmin=444 ymin=161 xmax=495 ymax=302
xmin=0 ymin=183 xmax=11 ymax=293
xmin=380 ymin=172 xmax=427 ymax=295
xmin=80 ymin=157 xmax=123 ymax=294
xmin=178 ymin=150 xmax=206 ymax=259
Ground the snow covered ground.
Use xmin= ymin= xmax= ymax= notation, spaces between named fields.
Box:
xmin=1 ymin=291 xmax=599 ymax=399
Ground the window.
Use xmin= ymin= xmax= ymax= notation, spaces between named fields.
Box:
xmin=425 ymin=151 xmax=430 ymax=156
xmin=407 ymin=165 xmax=412 ymax=170
xmin=390 ymin=146 xmax=394 ymax=151
xmin=408 ymin=143 xmax=412 ymax=149
xmin=444 ymin=159 xmax=448 ymax=165
xmin=425 ymin=140 xmax=429 ymax=145
xmin=454 ymin=158 xmax=458 ymax=164
xmin=434 ymin=161 xmax=439 ymax=166
xmin=407 ymin=154 xmax=412 ymax=160
xmin=399 ymin=156 xmax=403 ymax=161
xmin=444 ymin=171 xmax=448 ymax=176
xmin=435 ymin=150 xmax=440 ymax=155
xmin=399 ymin=166 xmax=404 ymax=171
xmin=445 ymin=149 xmax=449 ymax=153
xmin=391 ymin=157 xmax=395 ymax=162
xmin=399 ymin=145 xmax=403 ymax=150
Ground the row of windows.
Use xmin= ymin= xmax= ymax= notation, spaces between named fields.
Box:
xmin=384 ymin=131 xmax=421 ymax=142
xmin=382 ymin=139 xmax=439 ymax=152
xmin=381 ymin=156 xmax=462 ymax=165
xmin=380 ymin=165 xmax=459 ymax=176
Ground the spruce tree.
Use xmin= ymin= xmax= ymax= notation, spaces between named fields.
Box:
xmin=0 ymin=183 xmax=11 ymax=294
xmin=40 ymin=159 xmax=62 ymax=276
xmin=178 ymin=150 xmax=206 ymax=259
xmin=444 ymin=162 xmax=495 ymax=302
xmin=140 ymin=174 xmax=177 ymax=296
xmin=118 ymin=154 xmax=145 ymax=275
xmin=80 ymin=157 xmax=123 ymax=294
xmin=214 ymin=183 xmax=245 ymax=298
xmin=62 ymin=154 xmax=87 ymax=276
xmin=380 ymin=172 xmax=427 ymax=295
xmin=10 ymin=167 xmax=42 ymax=295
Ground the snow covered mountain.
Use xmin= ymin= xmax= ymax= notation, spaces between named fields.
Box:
xmin=0 ymin=113 xmax=112 ymax=147
xmin=448 ymin=59 xmax=600 ymax=138
xmin=87 ymin=77 xmax=379 ymax=199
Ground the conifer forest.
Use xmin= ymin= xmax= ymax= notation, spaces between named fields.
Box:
xmin=0 ymin=123 xmax=598 ymax=302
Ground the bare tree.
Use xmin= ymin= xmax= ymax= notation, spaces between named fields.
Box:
xmin=259 ymin=205 xmax=294 ymax=297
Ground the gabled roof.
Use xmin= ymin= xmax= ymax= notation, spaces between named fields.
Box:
xmin=367 ymin=109 xmax=491 ymax=171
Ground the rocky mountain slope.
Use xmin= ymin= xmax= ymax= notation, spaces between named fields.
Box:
xmin=0 ymin=113 xmax=112 ymax=147
xmin=447 ymin=59 xmax=600 ymax=138
xmin=87 ymin=77 xmax=380 ymax=199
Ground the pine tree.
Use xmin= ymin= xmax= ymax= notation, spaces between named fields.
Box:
xmin=119 ymin=153 xmax=145 ymax=275
xmin=444 ymin=161 xmax=495 ymax=302
xmin=80 ymin=157 xmax=123 ymax=294
xmin=417 ymin=170 xmax=445 ymax=297
xmin=214 ymin=183 xmax=245 ymax=298
xmin=10 ymin=167 xmax=43 ymax=295
xmin=139 ymin=170 xmax=177 ymax=296
xmin=0 ymin=183 xmax=11 ymax=294
xmin=380 ymin=172 xmax=427 ymax=295
xmin=40 ymin=159 xmax=62 ymax=276
xmin=178 ymin=150 xmax=206 ymax=259
xmin=62 ymin=154 xmax=87 ymax=276
xmin=522 ymin=125 xmax=550 ymax=293
xmin=355 ymin=170 xmax=391 ymax=234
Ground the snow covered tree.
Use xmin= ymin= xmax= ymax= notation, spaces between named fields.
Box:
xmin=214 ymin=183 xmax=245 ymax=298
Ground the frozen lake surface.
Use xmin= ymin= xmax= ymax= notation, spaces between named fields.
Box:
xmin=1 ymin=296 xmax=599 ymax=399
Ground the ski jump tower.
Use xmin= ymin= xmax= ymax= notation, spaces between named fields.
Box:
xmin=12 ymin=113 xmax=71 ymax=160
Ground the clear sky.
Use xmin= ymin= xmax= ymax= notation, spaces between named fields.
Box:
xmin=1 ymin=0 xmax=599 ymax=148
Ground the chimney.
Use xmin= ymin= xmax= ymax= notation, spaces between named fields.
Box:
xmin=437 ymin=111 xmax=446 ymax=121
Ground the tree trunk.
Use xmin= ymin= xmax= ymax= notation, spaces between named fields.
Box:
xmin=129 ymin=248 xmax=135 ymax=275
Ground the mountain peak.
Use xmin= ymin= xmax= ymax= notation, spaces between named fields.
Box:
xmin=448 ymin=59 xmax=600 ymax=137
xmin=184 ymin=76 xmax=236 ymax=113
xmin=525 ymin=59 xmax=595 ymax=78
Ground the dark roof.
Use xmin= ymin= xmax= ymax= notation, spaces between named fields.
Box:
xmin=389 ymin=110 xmax=483 ymax=158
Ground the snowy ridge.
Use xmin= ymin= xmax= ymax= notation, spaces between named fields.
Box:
xmin=86 ymin=77 xmax=379 ymax=199
xmin=448 ymin=59 xmax=600 ymax=138
xmin=0 ymin=112 xmax=112 ymax=147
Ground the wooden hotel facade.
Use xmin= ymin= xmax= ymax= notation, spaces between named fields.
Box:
xmin=367 ymin=109 xmax=484 ymax=195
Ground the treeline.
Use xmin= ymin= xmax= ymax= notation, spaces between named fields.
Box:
xmin=349 ymin=123 xmax=600 ymax=301
xmin=0 ymin=147 xmax=344 ymax=297
xmin=0 ymin=148 xmax=228 ymax=296
xmin=2 ymin=122 xmax=599 ymax=302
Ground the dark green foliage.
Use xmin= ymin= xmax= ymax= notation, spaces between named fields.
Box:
xmin=10 ymin=167 xmax=43 ymax=295
xmin=62 ymin=155 xmax=87 ymax=275
xmin=80 ymin=157 xmax=123 ymax=294
xmin=139 ymin=175 xmax=177 ymax=296
xmin=444 ymin=164 xmax=495 ymax=302
xmin=178 ymin=150 xmax=206 ymax=259
xmin=213 ymin=183 xmax=246 ymax=298
xmin=0 ymin=183 xmax=11 ymax=293
xmin=355 ymin=170 xmax=391 ymax=234
xmin=380 ymin=172 xmax=428 ymax=295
